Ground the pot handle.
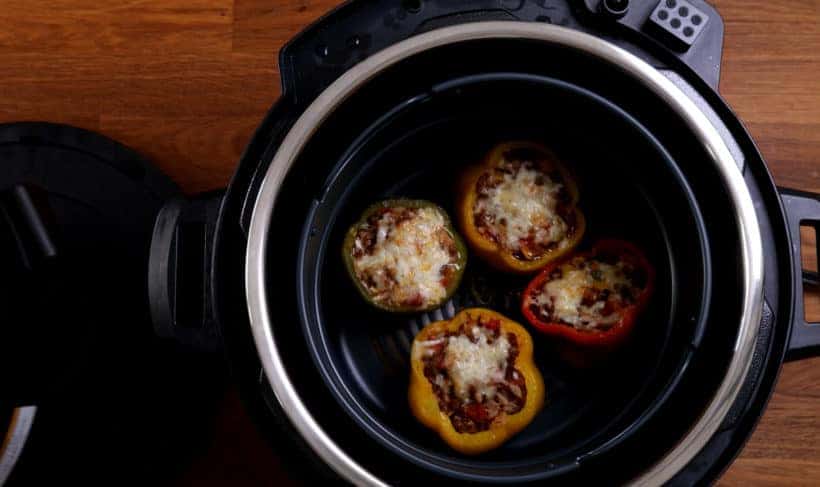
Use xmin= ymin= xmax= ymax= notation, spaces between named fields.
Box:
xmin=148 ymin=191 xmax=224 ymax=352
xmin=780 ymin=188 xmax=820 ymax=359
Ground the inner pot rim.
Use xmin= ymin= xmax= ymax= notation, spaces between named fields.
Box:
xmin=297 ymin=71 xmax=713 ymax=481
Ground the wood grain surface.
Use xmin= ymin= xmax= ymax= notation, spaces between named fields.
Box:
xmin=1 ymin=0 xmax=818 ymax=485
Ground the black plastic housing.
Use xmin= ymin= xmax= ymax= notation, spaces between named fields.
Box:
xmin=279 ymin=0 xmax=726 ymax=107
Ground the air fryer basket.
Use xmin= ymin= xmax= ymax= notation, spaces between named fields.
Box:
xmin=263 ymin=38 xmax=748 ymax=483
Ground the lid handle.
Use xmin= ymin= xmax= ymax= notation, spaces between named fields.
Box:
xmin=0 ymin=185 xmax=58 ymax=273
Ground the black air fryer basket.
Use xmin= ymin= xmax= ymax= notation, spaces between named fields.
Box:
xmin=294 ymin=55 xmax=715 ymax=482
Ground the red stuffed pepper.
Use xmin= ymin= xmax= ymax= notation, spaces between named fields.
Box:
xmin=520 ymin=239 xmax=654 ymax=353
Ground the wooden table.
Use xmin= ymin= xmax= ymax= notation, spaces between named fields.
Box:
xmin=1 ymin=1 xmax=818 ymax=485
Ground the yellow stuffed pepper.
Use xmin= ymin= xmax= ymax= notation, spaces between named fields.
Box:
xmin=409 ymin=308 xmax=545 ymax=454
xmin=456 ymin=141 xmax=585 ymax=274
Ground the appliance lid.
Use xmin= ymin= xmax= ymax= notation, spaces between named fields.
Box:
xmin=0 ymin=122 xmax=226 ymax=485
xmin=0 ymin=122 xmax=179 ymax=405
xmin=244 ymin=22 xmax=763 ymax=486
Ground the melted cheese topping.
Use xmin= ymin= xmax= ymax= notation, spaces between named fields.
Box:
xmin=353 ymin=207 xmax=455 ymax=307
xmin=443 ymin=328 xmax=510 ymax=402
xmin=475 ymin=163 xmax=569 ymax=254
xmin=539 ymin=260 xmax=633 ymax=329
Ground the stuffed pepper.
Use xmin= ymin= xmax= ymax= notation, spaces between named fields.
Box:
xmin=342 ymin=199 xmax=467 ymax=312
xmin=409 ymin=308 xmax=544 ymax=454
xmin=457 ymin=141 xmax=585 ymax=274
xmin=521 ymin=239 xmax=654 ymax=352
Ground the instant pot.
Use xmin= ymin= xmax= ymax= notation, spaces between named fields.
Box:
xmin=2 ymin=0 xmax=819 ymax=485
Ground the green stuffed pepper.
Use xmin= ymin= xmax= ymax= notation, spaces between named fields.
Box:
xmin=342 ymin=199 xmax=467 ymax=312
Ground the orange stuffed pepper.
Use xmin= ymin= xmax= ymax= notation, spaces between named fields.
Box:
xmin=456 ymin=141 xmax=585 ymax=274
xmin=409 ymin=308 xmax=544 ymax=454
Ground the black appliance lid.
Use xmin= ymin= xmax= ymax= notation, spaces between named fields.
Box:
xmin=0 ymin=123 xmax=231 ymax=485
xmin=0 ymin=122 xmax=179 ymax=405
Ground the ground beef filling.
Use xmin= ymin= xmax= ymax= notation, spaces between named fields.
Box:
xmin=473 ymin=148 xmax=577 ymax=261
xmin=351 ymin=206 xmax=461 ymax=309
xmin=526 ymin=254 xmax=647 ymax=331
xmin=420 ymin=318 xmax=526 ymax=434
